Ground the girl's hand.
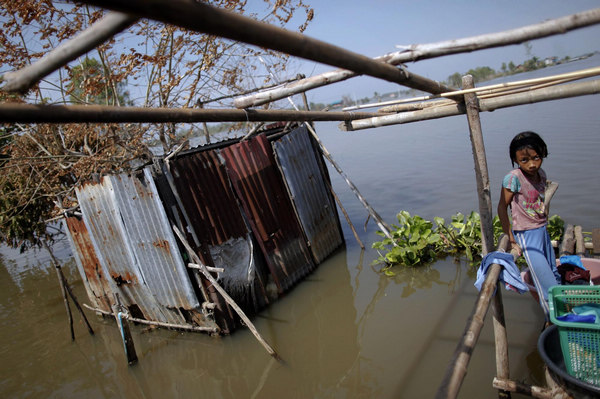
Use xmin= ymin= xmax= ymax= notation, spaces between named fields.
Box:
xmin=510 ymin=241 xmax=522 ymax=257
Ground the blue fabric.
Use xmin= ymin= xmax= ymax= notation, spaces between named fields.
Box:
xmin=556 ymin=314 xmax=596 ymax=323
xmin=573 ymin=304 xmax=600 ymax=325
xmin=474 ymin=251 xmax=529 ymax=294
xmin=560 ymin=255 xmax=585 ymax=270
xmin=515 ymin=225 xmax=560 ymax=317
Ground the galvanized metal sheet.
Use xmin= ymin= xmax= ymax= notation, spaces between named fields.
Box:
xmin=64 ymin=216 xmax=113 ymax=312
xmin=273 ymin=126 xmax=343 ymax=263
xmin=220 ymin=133 xmax=315 ymax=294
xmin=76 ymin=168 xmax=199 ymax=325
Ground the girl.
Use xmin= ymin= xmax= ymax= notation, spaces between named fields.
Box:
xmin=497 ymin=131 xmax=560 ymax=316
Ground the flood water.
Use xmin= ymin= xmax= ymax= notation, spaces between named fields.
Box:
xmin=2 ymin=56 xmax=599 ymax=398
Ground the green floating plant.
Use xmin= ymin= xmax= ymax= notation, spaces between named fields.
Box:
xmin=372 ymin=210 xmax=565 ymax=275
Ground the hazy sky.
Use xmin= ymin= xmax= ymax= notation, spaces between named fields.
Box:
xmin=290 ymin=1 xmax=600 ymax=104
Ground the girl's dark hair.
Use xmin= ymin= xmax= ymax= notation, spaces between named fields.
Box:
xmin=509 ymin=131 xmax=548 ymax=167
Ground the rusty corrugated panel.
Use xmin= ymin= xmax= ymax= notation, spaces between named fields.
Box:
xmin=272 ymin=126 xmax=343 ymax=263
xmin=167 ymin=151 xmax=270 ymax=318
xmin=220 ymin=133 xmax=315 ymax=294
xmin=76 ymin=168 xmax=201 ymax=325
xmin=64 ymin=216 xmax=113 ymax=312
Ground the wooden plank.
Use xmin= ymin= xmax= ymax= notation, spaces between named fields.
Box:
xmin=593 ymin=228 xmax=600 ymax=258
xmin=560 ymin=224 xmax=575 ymax=255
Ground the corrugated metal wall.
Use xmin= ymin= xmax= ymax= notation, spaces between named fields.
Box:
xmin=165 ymin=150 xmax=270 ymax=328
xmin=64 ymin=216 xmax=113 ymax=312
xmin=272 ymin=126 xmax=343 ymax=263
xmin=68 ymin=124 xmax=344 ymax=334
xmin=75 ymin=169 xmax=202 ymax=325
xmin=221 ymin=133 xmax=315 ymax=294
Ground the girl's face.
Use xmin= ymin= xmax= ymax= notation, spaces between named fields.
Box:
xmin=515 ymin=147 xmax=542 ymax=178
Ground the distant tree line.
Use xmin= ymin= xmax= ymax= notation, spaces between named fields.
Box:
xmin=445 ymin=54 xmax=576 ymax=87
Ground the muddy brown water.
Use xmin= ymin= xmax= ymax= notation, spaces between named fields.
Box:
xmin=2 ymin=56 xmax=600 ymax=398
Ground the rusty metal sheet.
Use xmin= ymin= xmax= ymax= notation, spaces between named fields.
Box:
xmin=272 ymin=125 xmax=343 ymax=263
xmin=220 ymin=133 xmax=315 ymax=294
xmin=64 ymin=216 xmax=113 ymax=312
xmin=166 ymin=151 xmax=270 ymax=317
xmin=76 ymin=168 xmax=200 ymax=325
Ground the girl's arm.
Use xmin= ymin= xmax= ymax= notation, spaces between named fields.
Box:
xmin=497 ymin=187 xmax=521 ymax=254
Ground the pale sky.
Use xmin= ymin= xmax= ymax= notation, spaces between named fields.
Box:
xmin=291 ymin=0 xmax=600 ymax=104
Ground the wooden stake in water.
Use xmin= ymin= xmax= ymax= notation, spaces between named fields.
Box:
xmin=113 ymin=294 xmax=138 ymax=365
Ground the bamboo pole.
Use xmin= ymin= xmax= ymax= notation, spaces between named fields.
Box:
xmin=462 ymin=75 xmax=494 ymax=255
xmin=326 ymin=180 xmax=365 ymax=250
xmin=82 ymin=304 xmax=220 ymax=333
xmin=388 ymin=8 xmax=600 ymax=63
xmin=354 ymin=66 xmax=600 ymax=113
xmin=304 ymin=122 xmax=394 ymax=240
xmin=492 ymin=378 xmax=560 ymax=399
xmin=342 ymin=78 xmax=600 ymax=131
xmin=436 ymin=235 xmax=512 ymax=399
xmin=44 ymin=240 xmax=95 ymax=339
xmin=462 ymin=75 xmax=509 ymax=399
xmin=75 ymin=0 xmax=451 ymax=96
xmin=234 ymin=9 xmax=600 ymax=108
xmin=0 ymin=103 xmax=380 ymax=124
xmin=172 ymin=226 xmax=282 ymax=361
xmin=2 ymin=12 xmax=138 ymax=93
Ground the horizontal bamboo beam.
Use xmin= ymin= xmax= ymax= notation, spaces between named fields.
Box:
xmin=492 ymin=378 xmax=557 ymax=399
xmin=387 ymin=8 xmax=600 ymax=63
xmin=342 ymin=78 xmax=600 ymax=131
xmin=74 ymin=0 xmax=450 ymax=96
xmin=234 ymin=8 xmax=600 ymax=108
xmin=2 ymin=12 xmax=138 ymax=93
xmin=0 ymin=103 xmax=380 ymax=124
xmin=82 ymin=303 xmax=220 ymax=333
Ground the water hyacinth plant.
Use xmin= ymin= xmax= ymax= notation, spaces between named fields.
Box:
xmin=373 ymin=211 xmax=565 ymax=275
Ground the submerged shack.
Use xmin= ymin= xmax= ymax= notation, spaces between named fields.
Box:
xmin=65 ymin=124 xmax=343 ymax=334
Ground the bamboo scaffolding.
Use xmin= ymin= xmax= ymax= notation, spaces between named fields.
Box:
xmin=234 ymin=9 xmax=600 ymax=108
xmin=351 ymin=66 xmax=600 ymax=112
xmin=342 ymin=78 xmax=600 ymax=131
xmin=73 ymin=0 xmax=450 ymax=97
xmin=0 ymin=103 xmax=380 ymax=124
xmin=1 ymin=12 xmax=138 ymax=93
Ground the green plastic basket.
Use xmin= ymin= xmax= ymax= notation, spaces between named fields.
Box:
xmin=548 ymin=285 xmax=600 ymax=386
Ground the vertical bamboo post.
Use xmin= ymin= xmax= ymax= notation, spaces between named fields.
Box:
xmin=463 ymin=74 xmax=510 ymax=398
xmin=462 ymin=75 xmax=494 ymax=255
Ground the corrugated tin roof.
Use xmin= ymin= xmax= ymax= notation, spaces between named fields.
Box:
xmin=220 ymin=133 xmax=315 ymax=294
xmin=76 ymin=168 xmax=201 ymax=325
xmin=272 ymin=126 xmax=343 ymax=263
